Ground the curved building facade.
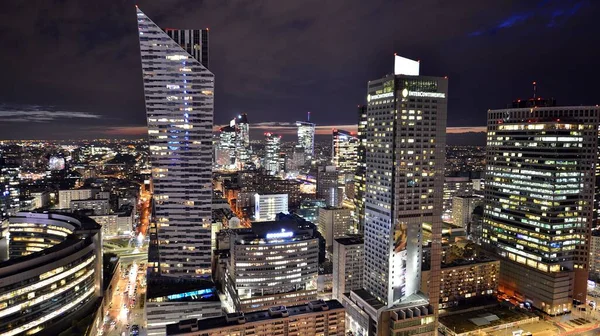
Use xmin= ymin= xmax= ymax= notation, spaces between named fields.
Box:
xmin=0 ymin=212 xmax=102 ymax=336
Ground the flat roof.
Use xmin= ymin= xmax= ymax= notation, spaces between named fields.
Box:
xmin=334 ymin=236 xmax=364 ymax=245
xmin=352 ymin=289 xmax=386 ymax=310
xmin=439 ymin=305 xmax=537 ymax=334
xmin=146 ymin=277 xmax=217 ymax=300
xmin=167 ymin=300 xmax=344 ymax=335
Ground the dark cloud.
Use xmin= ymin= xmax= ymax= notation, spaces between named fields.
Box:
xmin=0 ymin=0 xmax=599 ymax=139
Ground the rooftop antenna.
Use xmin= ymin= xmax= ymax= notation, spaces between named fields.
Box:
xmin=307 ymin=111 xmax=311 ymax=122
xmin=532 ymin=81 xmax=537 ymax=99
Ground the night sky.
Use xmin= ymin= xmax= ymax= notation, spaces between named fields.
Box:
xmin=0 ymin=0 xmax=599 ymax=140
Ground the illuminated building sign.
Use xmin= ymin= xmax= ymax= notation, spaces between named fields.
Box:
xmin=166 ymin=288 xmax=215 ymax=301
xmin=367 ymin=92 xmax=394 ymax=101
xmin=408 ymin=91 xmax=446 ymax=98
xmin=266 ymin=228 xmax=294 ymax=239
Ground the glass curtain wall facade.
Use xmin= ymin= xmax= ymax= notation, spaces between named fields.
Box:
xmin=137 ymin=7 xmax=214 ymax=277
xmin=483 ymin=105 xmax=600 ymax=314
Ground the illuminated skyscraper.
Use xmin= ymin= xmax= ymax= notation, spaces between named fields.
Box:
xmin=353 ymin=105 xmax=367 ymax=233
xmin=136 ymin=7 xmax=214 ymax=277
xmin=234 ymin=113 xmax=251 ymax=168
xmin=215 ymin=125 xmax=237 ymax=170
xmin=482 ymin=99 xmax=600 ymax=314
xmin=296 ymin=121 xmax=316 ymax=164
xmin=264 ymin=132 xmax=282 ymax=175
xmin=332 ymin=129 xmax=359 ymax=175
xmin=165 ymin=28 xmax=209 ymax=68
xmin=343 ymin=56 xmax=446 ymax=336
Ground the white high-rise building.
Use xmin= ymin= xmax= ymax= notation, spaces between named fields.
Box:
xmin=343 ymin=55 xmax=446 ymax=336
xmin=317 ymin=207 xmax=353 ymax=248
xmin=137 ymin=7 xmax=214 ymax=278
xmin=253 ymin=193 xmax=288 ymax=222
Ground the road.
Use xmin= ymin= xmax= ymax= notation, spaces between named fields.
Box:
xmin=97 ymin=185 xmax=151 ymax=336
xmin=99 ymin=259 xmax=147 ymax=336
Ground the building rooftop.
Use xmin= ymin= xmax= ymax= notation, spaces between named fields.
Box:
xmin=439 ymin=305 xmax=537 ymax=335
xmin=166 ymin=300 xmax=344 ymax=335
xmin=334 ymin=235 xmax=364 ymax=245
xmin=146 ymin=277 xmax=218 ymax=301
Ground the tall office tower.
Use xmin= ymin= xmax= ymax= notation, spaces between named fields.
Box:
xmin=343 ymin=56 xmax=446 ymax=336
xmin=332 ymin=129 xmax=359 ymax=175
xmin=165 ymin=28 xmax=209 ymax=68
xmin=264 ymin=132 xmax=282 ymax=175
xmin=234 ymin=113 xmax=251 ymax=168
xmin=215 ymin=125 xmax=237 ymax=170
xmin=0 ymin=165 xmax=20 ymax=218
xmin=332 ymin=236 xmax=364 ymax=300
xmin=482 ymin=99 xmax=600 ymax=315
xmin=296 ymin=121 xmax=316 ymax=164
xmin=352 ymin=105 xmax=368 ymax=234
xmin=137 ymin=7 xmax=214 ymax=277
xmin=317 ymin=166 xmax=341 ymax=207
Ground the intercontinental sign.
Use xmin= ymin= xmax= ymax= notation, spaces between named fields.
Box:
xmin=369 ymin=89 xmax=446 ymax=101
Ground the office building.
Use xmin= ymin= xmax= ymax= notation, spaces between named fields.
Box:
xmin=296 ymin=199 xmax=327 ymax=223
xmin=451 ymin=195 xmax=483 ymax=228
xmin=317 ymin=206 xmax=352 ymax=248
xmin=165 ymin=28 xmax=209 ymax=68
xmin=221 ymin=221 xmax=319 ymax=312
xmin=590 ymin=231 xmax=600 ymax=279
xmin=297 ymin=121 xmax=316 ymax=164
xmin=70 ymin=198 xmax=111 ymax=216
xmin=343 ymin=55 xmax=446 ymax=336
xmin=264 ymin=132 xmax=282 ymax=175
xmin=146 ymin=281 xmax=222 ymax=336
xmin=166 ymin=300 xmax=346 ymax=336
xmin=0 ymin=212 xmax=102 ymax=336
xmin=353 ymin=105 xmax=368 ymax=234
xmin=0 ymin=165 xmax=20 ymax=218
xmin=253 ymin=193 xmax=289 ymax=222
xmin=287 ymin=145 xmax=306 ymax=173
xmin=421 ymin=258 xmax=499 ymax=309
xmin=332 ymin=236 xmax=364 ymax=300
xmin=482 ymin=100 xmax=600 ymax=314
xmin=30 ymin=191 xmax=50 ymax=209
xmin=137 ymin=7 xmax=214 ymax=277
xmin=332 ymin=129 xmax=359 ymax=175
xmin=234 ymin=114 xmax=251 ymax=169
xmin=57 ymin=189 xmax=92 ymax=209
xmin=317 ymin=166 xmax=341 ymax=207
xmin=442 ymin=177 xmax=473 ymax=221
xmin=215 ymin=125 xmax=237 ymax=170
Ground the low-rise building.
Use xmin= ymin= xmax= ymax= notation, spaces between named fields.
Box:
xmin=145 ymin=279 xmax=222 ymax=336
xmin=421 ymin=257 xmax=499 ymax=309
xmin=166 ymin=300 xmax=345 ymax=336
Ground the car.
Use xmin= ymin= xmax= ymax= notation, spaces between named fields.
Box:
xmin=130 ymin=325 xmax=140 ymax=336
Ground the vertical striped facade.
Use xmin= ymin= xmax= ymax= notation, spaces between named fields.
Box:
xmin=136 ymin=7 xmax=214 ymax=277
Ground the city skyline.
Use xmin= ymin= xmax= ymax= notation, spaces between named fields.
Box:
xmin=1 ymin=1 xmax=599 ymax=139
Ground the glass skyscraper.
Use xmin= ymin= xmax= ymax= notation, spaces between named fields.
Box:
xmin=483 ymin=100 xmax=600 ymax=314
xmin=296 ymin=121 xmax=316 ymax=164
xmin=136 ymin=7 xmax=214 ymax=277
